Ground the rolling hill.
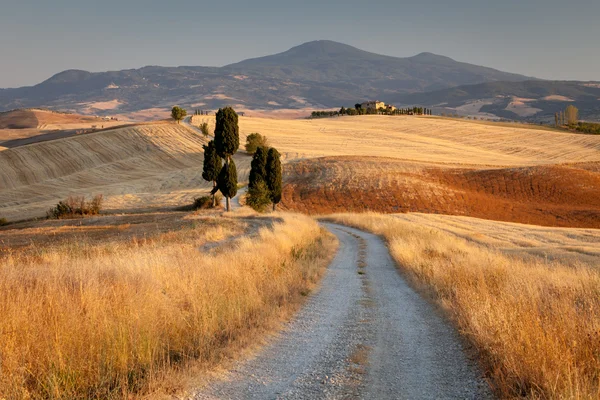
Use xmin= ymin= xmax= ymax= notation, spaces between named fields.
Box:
xmin=396 ymin=80 xmax=600 ymax=121
xmin=0 ymin=40 xmax=534 ymax=116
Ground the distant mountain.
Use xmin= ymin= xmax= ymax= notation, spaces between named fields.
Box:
xmin=395 ymin=81 xmax=600 ymax=121
xmin=223 ymin=40 xmax=531 ymax=91
xmin=0 ymin=40 xmax=536 ymax=116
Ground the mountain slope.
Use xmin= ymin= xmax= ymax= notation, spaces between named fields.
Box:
xmin=396 ymin=80 xmax=600 ymax=121
xmin=0 ymin=40 xmax=534 ymax=115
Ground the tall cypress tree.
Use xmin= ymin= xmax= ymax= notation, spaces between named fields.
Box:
xmin=249 ymin=147 xmax=268 ymax=189
xmin=217 ymin=158 xmax=238 ymax=204
xmin=266 ymin=148 xmax=282 ymax=211
xmin=202 ymin=140 xmax=222 ymax=207
xmin=214 ymin=107 xmax=239 ymax=211
xmin=214 ymin=107 xmax=239 ymax=159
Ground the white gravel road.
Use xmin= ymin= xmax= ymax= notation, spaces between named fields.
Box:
xmin=191 ymin=223 xmax=493 ymax=399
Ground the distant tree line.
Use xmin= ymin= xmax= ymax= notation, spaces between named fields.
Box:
xmin=310 ymin=105 xmax=433 ymax=118
xmin=572 ymin=122 xmax=600 ymax=135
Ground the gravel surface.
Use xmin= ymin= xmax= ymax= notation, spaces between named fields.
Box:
xmin=191 ymin=224 xmax=493 ymax=399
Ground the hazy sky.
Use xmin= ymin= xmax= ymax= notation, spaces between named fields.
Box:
xmin=1 ymin=0 xmax=599 ymax=88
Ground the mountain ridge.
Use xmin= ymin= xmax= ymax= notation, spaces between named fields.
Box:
xmin=3 ymin=39 xmax=594 ymax=121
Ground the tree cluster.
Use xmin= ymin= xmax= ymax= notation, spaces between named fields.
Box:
xmin=247 ymin=146 xmax=282 ymax=212
xmin=555 ymin=105 xmax=580 ymax=127
xmin=202 ymin=107 xmax=240 ymax=211
xmin=311 ymin=105 xmax=433 ymax=118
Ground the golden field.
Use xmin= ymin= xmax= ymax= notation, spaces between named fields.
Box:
xmin=326 ymin=213 xmax=600 ymax=399
xmin=2 ymin=115 xmax=600 ymax=223
xmin=0 ymin=211 xmax=335 ymax=398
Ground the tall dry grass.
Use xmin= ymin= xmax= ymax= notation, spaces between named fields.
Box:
xmin=0 ymin=213 xmax=335 ymax=399
xmin=327 ymin=213 xmax=600 ymax=399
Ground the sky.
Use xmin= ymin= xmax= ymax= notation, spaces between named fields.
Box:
xmin=1 ymin=0 xmax=599 ymax=88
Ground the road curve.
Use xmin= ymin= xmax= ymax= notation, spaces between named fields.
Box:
xmin=191 ymin=224 xmax=492 ymax=399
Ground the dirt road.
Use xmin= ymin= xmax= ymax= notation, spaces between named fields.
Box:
xmin=192 ymin=224 xmax=492 ymax=399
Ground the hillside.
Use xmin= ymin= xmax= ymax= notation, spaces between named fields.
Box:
xmin=0 ymin=40 xmax=533 ymax=116
xmin=230 ymin=115 xmax=600 ymax=228
xmin=0 ymin=108 xmax=102 ymax=129
xmin=396 ymin=80 xmax=600 ymax=121
xmin=3 ymin=115 xmax=600 ymax=226
xmin=0 ymin=122 xmax=250 ymax=221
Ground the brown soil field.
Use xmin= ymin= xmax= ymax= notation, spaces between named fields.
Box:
xmin=281 ymin=156 xmax=600 ymax=228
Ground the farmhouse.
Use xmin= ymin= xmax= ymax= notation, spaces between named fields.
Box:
xmin=361 ymin=100 xmax=397 ymax=112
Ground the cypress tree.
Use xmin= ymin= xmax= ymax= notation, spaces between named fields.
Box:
xmin=249 ymin=146 xmax=268 ymax=189
xmin=266 ymin=148 xmax=282 ymax=211
xmin=217 ymin=158 xmax=238 ymax=203
xmin=214 ymin=107 xmax=239 ymax=211
xmin=214 ymin=107 xmax=239 ymax=159
xmin=202 ymin=140 xmax=222 ymax=207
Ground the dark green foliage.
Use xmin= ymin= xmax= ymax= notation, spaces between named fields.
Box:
xmin=246 ymin=181 xmax=271 ymax=212
xmin=245 ymin=133 xmax=269 ymax=154
xmin=573 ymin=122 xmax=600 ymax=134
xmin=171 ymin=106 xmax=187 ymax=123
xmin=202 ymin=141 xmax=222 ymax=183
xmin=202 ymin=140 xmax=222 ymax=206
xmin=214 ymin=107 xmax=239 ymax=158
xmin=199 ymin=122 xmax=209 ymax=137
xmin=47 ymin=195 xmax=103 ymax=219
xmin=266 ymin=148 xmax=282 ymax=209
xmin=249 ymin=146 xmax=268 ymax=189
xmin=217 ymin=159 xmax=238 ymax=199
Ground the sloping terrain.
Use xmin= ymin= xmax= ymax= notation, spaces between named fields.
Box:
xmin=397 ymin=80 xmax=600 ymax=121
xmin=235 ymin=115 xmax=600 ymax=228
xmin=0 ymin=109 xmax=127 ymax=149
xmin=0 ymin=123 xmax=250 ymax=221
xmin=0 ymin=41 xmax=533 ymax=114
xmin=281 ymin=157 xmax=600 ymax=228
xmin=238 ymin=115 xmax=600 ymax=166
xmin=0 ymin=108 xmax=104 ymax=129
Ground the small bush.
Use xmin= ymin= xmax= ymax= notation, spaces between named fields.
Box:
xmin=200 ymin=122 xmax=209 ymax=137
xmin=0 ymin=218 xmax=8 ymax=226
xmin=245 ymin=133 xmax=269 ymax=154
xmin=47 ymin=195 xmax=103 ymax=219
xmin=246 ymin=181 xmax=271 ymax=212
xmin=193 ymin=194 xmax=222 ymax=210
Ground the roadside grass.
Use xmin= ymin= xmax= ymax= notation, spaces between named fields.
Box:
xmin=0 ymin=213 xmax=336 ymax=399
xmin=326 ymin=213 xmax=600 ymax=399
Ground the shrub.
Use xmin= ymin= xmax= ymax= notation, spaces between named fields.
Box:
xmin=246 ymin=181 xmax=271 ymax=212
xmin=193 ymin=194 xmax=222 ymax=210
xmin=245 ymin=133 xmax=269 ymax=154
xmin=0 ymin=218 xmax=8 ymax=226
xmin=47 ymin=195 xmax=103 ymax=219
xmin=199 ymin=122 xmax=209 ymax=137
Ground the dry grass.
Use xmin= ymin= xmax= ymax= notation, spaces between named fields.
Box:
xmin=326 ymin=213 xmax=600 ymax=399
xmin=0 ymin=212 xmax=335 ymax=399
xmin=238 ymin=115 xmax=600 ymax=165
